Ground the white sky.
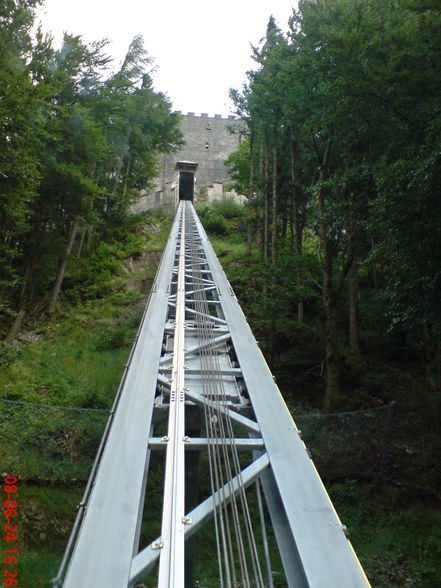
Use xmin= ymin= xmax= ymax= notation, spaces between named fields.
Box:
xmin=36 ymin=0 xmax=297 ymax=116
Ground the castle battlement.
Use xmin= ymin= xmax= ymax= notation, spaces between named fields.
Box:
xmin=174 ymin=111 xmax=238 ymax=120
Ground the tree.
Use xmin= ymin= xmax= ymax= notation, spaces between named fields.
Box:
xmin=229 ymin=0 xmax=441 ymax=411
xmin=0 ymin=1 xmax=46 ymax=313
xmin=1 ymin=18 xmax=183 ymax=334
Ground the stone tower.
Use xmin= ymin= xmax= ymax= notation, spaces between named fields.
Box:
xmin=132 ymin=112 xmax=246 ymax=212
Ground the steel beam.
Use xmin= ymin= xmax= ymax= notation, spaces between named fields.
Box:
xmin=158 ymin=205 xmax=186 ymax=587
xmin=59 ymin=201 xmax=370 ymax=588
xmin=129 ymin=453 xmax=270 ymax=586
xmin=148 ymin=437 xmax=265 ymax=451
xmin=185 ymin=388 xmax=260 ymax=434
xmin=61 ymin=204 xmax=181 ymax=588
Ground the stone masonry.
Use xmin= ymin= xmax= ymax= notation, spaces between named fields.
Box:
xmin=132 ymin=113 xmax=247 ymax=212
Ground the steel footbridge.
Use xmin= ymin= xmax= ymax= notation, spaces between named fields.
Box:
xmin=53 ymin=202 xmax=371 ymax=587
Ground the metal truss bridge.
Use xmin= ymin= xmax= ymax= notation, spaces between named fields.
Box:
xmin=53 ymin=202 xmax=371 ymax=588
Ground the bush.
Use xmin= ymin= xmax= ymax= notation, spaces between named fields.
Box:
xmin=196 ymin=206 xmax=229 ymax=235
xmin=94 ymin=325 xmax=128 ymax=351
xmin=212 ymin=198 xmax=245 ymax=219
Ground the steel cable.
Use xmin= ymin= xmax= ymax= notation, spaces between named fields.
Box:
xmin=184 ymin=204 xmax=265 ymax=588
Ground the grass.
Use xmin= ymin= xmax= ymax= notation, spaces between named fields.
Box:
xmin=18 ymin=485 xmax=83 ymax=587
xmin=328 ymin=481 xmax=441 ymax=587
xmin=0 ymin=293 xmax=142 ymax=408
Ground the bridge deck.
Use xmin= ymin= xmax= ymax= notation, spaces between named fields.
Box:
xmin=55 ymin=202 xmax=370 ymax=588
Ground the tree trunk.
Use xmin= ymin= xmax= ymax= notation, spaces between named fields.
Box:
xmin=317 ymin=140 xmax=341 ymax=410
xmin=348 ymin=253 xmax=360 ymax=352
xmin=371 ymin=236 xmax=379 ymax=299
xmin=5 ymin=310 xmax=26 ymax=345
xmin=323 ymin=292 xmax=340 ymax=413
xmin=296 ymin=230 xmax=304 ymax=325
xmin=247 ymin=131 xmax=254 ymax=257
xmin=314 ymin=135 xmax=355 ymax=410
xmin=48 ymin=219 xmax=79 ymax=315
xmin=268 ymin=125 xmax=279 ymax=369
xmin=281 ymin=215 xmax=287 ymax=240
xmin=267 ymin=312 xmax=276 ymax=371
xmin=5 ymin=252 xmax=38 ymax=343
xmin=263 ymin=143 xmax=270 ymax=299
xmin=87 ymin=225 xmax=93 ymax=252
xmin=256 ymin=142 xmax=264 ymax=250
xmin=422 ymin=324 xmax=441 ymax=392
xmin=19 ymin=254 xmax=34 ymax=304
xmin=264 ymin=144 xmax=270 ymax=266
xmin=120 ymin=158 xmax=131 ymax=211
xmin=271 ymin=125 xmax=278 ymax=265
xmin=289 ymin=188 xmax=295 ymax=251
xmin=290 ymin=126 xmax=304 ymax=324
xmin=77 ymin=226 xmax=87 ymax=257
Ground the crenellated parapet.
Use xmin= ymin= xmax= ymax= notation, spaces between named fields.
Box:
xmin=175 ymin=111 xmax=239 ymax=120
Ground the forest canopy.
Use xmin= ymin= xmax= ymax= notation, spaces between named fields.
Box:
xmin=0 ymin=0 xmax=182 ymax=336
xmin=228 ymin=0 xmax=441 ymax=411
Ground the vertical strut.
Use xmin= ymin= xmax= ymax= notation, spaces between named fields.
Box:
xmin=158 ymin=203 xmax=187 ymax=586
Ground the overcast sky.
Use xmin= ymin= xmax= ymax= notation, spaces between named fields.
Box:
xmin=37 ymin=0 xmax=297 ymax=116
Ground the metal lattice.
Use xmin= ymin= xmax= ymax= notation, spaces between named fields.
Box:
xmin=53 ymin=202 xmax=371 ymax=588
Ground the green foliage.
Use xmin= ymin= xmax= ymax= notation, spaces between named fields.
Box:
xmin=212 ymin=198 xmax=245 ymax=220
xmin=0 ymin=343 xmax=22 ymax=367
xmin=0 ymin=6 xmax=182 ymax=330
xmin=75 ymin=241 xmax=124 ymax=298
xmin=328 ymin=481 xmax=441 ymax=587
xmin=225 ymin=136 xmax=251 ymax=195
xmin=94 ymin=324 xmax=129 ymax=351
xmin=228 ymin=0 xmax=441 ymax=411
xmin=196 ymin=198 xmax=246 ymax=239
xmin=196 ymin=205 xmax=229 ymax=235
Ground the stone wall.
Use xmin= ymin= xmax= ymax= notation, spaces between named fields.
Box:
xmin=132 ymin=113 xmax=246 ymax=212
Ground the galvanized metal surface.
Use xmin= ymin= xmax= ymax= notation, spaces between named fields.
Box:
xmin=129 ymin=453 xmax=270 ymax=585
xmin=62 ymin=208 xmax=180 ymax=588
xmin=158 ymin=205 xmax=186 ymax=587
xmin=59 ymin=201 xmax=370 ymax=588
